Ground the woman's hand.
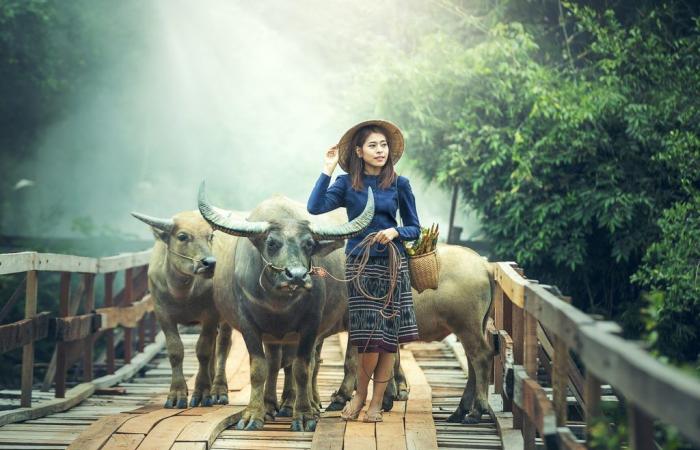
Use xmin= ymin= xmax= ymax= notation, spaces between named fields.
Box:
xmin=323 ymin=145 xmax=339 ymax=175
xmin=372 ymin=228 xmax=400 ymax=245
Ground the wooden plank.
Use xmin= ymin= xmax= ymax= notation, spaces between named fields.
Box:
xmin=511 ymin=303 xmax=524 ymax=430
xmin=0 ymin=312 xmax=51 ymax=353
xmin=101 ymin=433 xmax=144 ymax=450
xmin=557 ymin=427 xmax=586 ymax=449
xmin=91 ymin=332 xmax=165 ymax=389
xmin=175 ymin=405 xmax=245 ymax=447
xmin=104 ymin=272 xmax=116 ymax=374
xmin=135 ymin=415 xmax=200 ymax=450
xmin=0 ymin=252 xmax=36 ymax=275
xmin=117 ymin=408 xmax=183 ymax=434
xmin=171 ymin=443 xmax=206 ymax=450
xmin=96 ymin=295 xmax=153 ymax=330
xmin=579 ymin=323 xmax=700 ymax=446
xmin=97 ymin=250 xmax=151 ymax=273
xmin=524 ymin=284 xmax=594 ymax=351
xmin=400 ymin=350 xmax=437 ymax=450
xmin=552 ymin=334 xmax=568 ymax=427
xmin=55 ymin=272 xmax=71 ymax=399
xmin=376 ymin=411 xmax=407 ymax=450
xmin=344 ymin=420 xmax=376 ymax=450
xmin=494 ymin=263 xmax=527 ymax=308
xmin=310 ymin=418 xmax=346 ymax=450
xmin=83 ymin=273 xmax=95 ymax=382
xmin=20 ymin=270 xmax=37 ymax=407
xmin=627 ymin=404 xmax=655 ymax=450
xmin=66 ymin=414 xmax=132 ymax=450
xmin=513 ymin=367 xmax=557 ymax=447
xmin=55 ymin=314 xmax=99 ymax=342
xmin=0 ymin=383 xmax=94 ymax=427
xmin=123 ymin=268 xmax=134 ymax=364
xmin=33 ymin=253 xmax=98 ymax=273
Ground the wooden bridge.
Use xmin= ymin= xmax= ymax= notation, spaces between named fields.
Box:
xmin=0 ymin=249 xmax=699 ymax=449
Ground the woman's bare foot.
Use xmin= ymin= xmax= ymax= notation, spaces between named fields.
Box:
xmin=340 ymin=393 xmax=366 ymax=420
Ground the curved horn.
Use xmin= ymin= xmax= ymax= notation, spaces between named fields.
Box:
xmin=131 ymin=212 xmax=174 ymax=233
xmin=198 ymin=181 xmax=270 ymax=237
xmin=310 ymin=186 xmax=375 ymax=240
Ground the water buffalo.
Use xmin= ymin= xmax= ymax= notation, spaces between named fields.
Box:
xmin=132 ymin=211 xmax=233 ymax=408
xmin=198 ymin=182 xmax=374 ymax=432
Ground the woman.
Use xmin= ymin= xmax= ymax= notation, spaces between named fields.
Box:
xmin=306 ymin=119 xmax=421 ymax=423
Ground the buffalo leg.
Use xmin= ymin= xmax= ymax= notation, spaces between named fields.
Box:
xmin=158 ymin=313 xmax=188 ymax=408
xmin=190 ymin=319 xmax=217 ymax=407
xmin=277 ymin=361 xmax=295 ymax=417
xmin=326 ymin=338 xmax=357 ymax=411
xmin=264 ymin=344 xmax=282 ymax=421
xmin=290 ymin=329 xmax=319 ymax=432
xmin=212 ymin=322 xmax=232 ymax=404
xmin=236 ymin=321 xmax=267 ymax=431
xmin=311 ymin=340 xmax=323 ymax=413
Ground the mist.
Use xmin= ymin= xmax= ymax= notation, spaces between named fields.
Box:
xmin=4 ymin=0 xmax=482 ymax=246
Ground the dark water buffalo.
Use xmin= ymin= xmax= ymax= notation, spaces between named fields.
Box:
xmin=131 ymin=211 xmax=233 ymax=408
xmin=199 ymin=182 xmax=374 ymax=432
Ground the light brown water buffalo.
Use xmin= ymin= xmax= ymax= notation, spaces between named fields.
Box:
xmin=318 ymin=243 xmax=494 ymax=424
xmin=132 ymin=210 xmax=233 ymax=408
xmin=199 ymin=182 xmax=374 ymax=432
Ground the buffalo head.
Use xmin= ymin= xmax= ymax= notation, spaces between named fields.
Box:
xmin=197 ymin=181 xmax=374 ymax=296
xmin=132 ymin=210 xmax=216 ymax=279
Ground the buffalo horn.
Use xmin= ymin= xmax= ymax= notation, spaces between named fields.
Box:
xmin=309 ymin=186 xmax=375 ymax=240
xmin=131 ymin=212 xmax=174 ymax=233
xmin=198 ymin=181 xmax=270 ymax=237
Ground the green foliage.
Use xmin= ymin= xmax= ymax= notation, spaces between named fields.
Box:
xmin=632 ymin=196 xmax=700 ymax=364
xmin=358 ymin=1 xmax=700 ymax=364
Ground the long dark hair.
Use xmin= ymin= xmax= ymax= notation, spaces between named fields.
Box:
xmin=348 ymin=125 xmax=397 ymax=191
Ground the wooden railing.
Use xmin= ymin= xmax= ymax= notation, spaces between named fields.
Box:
xmin=0 ymin=250 xmax=159 ymax=424
xmin=489 ymin=262 xmax=700 ymax=449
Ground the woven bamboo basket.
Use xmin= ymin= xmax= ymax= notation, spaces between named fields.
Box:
xmin=407 ymin=249 xmax=440 ymax=293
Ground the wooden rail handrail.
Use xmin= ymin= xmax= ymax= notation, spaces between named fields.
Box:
xmin=0 ymin=249 xmax=157 ymax=418
xmin=490 ymin=260 xmax=700 ymax=449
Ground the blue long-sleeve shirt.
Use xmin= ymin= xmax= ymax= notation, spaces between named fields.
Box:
xmin=307 ymin=172 xmax=421 ymax=257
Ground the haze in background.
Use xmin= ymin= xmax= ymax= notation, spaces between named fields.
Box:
xmin=6 ymin=0 xmax=482 ymax=244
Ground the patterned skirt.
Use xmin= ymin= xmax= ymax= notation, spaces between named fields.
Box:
xmin=346 ymin=254 xmax=420 ymax=353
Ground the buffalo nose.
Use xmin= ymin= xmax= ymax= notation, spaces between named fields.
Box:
xmin=201 ymin=256 xmax=216 ymax=270
xmin=284 ymin=267 xmax=309 ymax=285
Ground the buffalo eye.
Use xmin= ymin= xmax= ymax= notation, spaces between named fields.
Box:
xmin=177 ymin=233 xmax=189 ymax=242
xmin=302 ymin=239 xmax=315 ymax=252
xmin=267 ymin=238 xmax=281 ymax=251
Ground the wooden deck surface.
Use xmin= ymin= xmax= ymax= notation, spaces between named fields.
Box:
xmin=0 ymin=330 xmax=503 ymax=449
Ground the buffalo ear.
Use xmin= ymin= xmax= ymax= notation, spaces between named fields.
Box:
xmin=312 ymin=240 xmax=344 ymax=257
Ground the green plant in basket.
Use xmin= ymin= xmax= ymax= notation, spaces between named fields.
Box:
xmin=404 ymin=223 xmax=439 ymax=256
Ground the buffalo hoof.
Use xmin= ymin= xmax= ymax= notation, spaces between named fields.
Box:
xmin=446 ymin=411 xmax=465 ymax=423
xmin=324 ymin=401 xmax=346 ymax=412
xmin=213 ymin=394 xmax=229 ymax=405
xmin=290 ymin=418 xmax=317 ymax=432
xmin=203 ymin=396 xmax=214 ymax=407
xmin=462 ymin=414 xmax=481 ymax=424
xmin=189 ymin=396 xmax=200 ymax=407
xmin=236 ymin=418 xmax=264 ymax=431
xmin=397 ymin=389 xmax=409 ymax=401
xmin=305 ymin=419 xmax=317 ymax=432
xmin=276 ymin=406 xmax=293 ymax=417
xmin=382 ymin=396 xmax=394 ymax=412
xmin=265 ymin=412 xmax=276 ymax=422
xmin=176 ymin=397 xmax=188 ymax=409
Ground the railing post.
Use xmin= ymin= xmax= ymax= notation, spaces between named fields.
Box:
xmin=493 ymin=282 xmax=504 ymax=399
xmin=123 ymin=268 xmax=134 ymax=364
xmin=82 ymin=273 xmax=95 ymax=381
xmin=522 ymin=309 xmax=538 ymax=449
xmin=55 ymin=272 xmax=70 ymax=398
xmin=628 ymin=403 xmax=655 ymax=450
xmin=552 ymin=335 xmax=568 ymax=426
xmin=20 ymin=270 xmax=38 ymax=407
xmin=511 ymin=299 xmax=524 ymax=430
xmin=584 ymin=369 xmax=601 ymax=444
xmin=104 ymin=272 xmax=115 ymax=374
